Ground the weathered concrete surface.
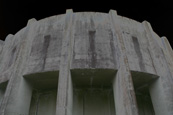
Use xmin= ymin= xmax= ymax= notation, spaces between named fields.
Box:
xmin=56 ymin=9 xmax=74 ymax=115
xmin=109 ymin=10 xmax=139 ymax=115
xmin=0 ymin=9 xmax=172 ymax=115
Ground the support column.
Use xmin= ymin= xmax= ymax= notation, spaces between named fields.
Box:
xmin=143 ymin=21 xmax=173 ymax=115
xmin=109 ymin=10 xmax=139 ymax=115
xmin=0 ymin=34 xmax=14 ymax=115
xmin=0 ymin=18 xmax=36 ymax=115
xmin=161 ymin=37 xmax=173 ymax=77
xmin=0 ymin=19 xmax=36 ymax=115
xmin=56 ymin=9 xmax=74 ymax=115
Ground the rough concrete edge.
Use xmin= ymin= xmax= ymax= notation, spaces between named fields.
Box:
xmin=142 ymin=21 xmax=153 ymax=32
xmin=162 ymin=36 xmax=173 ymax=50
xmin=0 ymin=40 xmax=4 ymax=45
xmin=4 ymin=34 xmax=14 ymax=44
xmin=5 ymin=34 xmax=13 ymax=40
xmin=142 ymin=21 xmax=163 ymax=50
xmin=109 ymin=9 xmax=117 ymax=15
xmin=161 ymin=36 xmax=173 ymax=62
xmin=27 ymin=18 xmax=37 ymax=26
xmin=142 ymin=20 xmax=163 ymax=38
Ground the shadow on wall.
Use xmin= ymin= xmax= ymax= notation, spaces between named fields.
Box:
xmin=24 ymin=71 xmax=59 ymax=115
xmin=0 ymin=81 xmax=8 ymax=105
xmin=131 ymin=71 xmax=158 ymax=115
xmin=71 ymin=69 xmax=117 ymax=115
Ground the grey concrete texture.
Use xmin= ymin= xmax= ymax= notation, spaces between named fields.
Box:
xmin=0 ymin=9 xmax=172 ymax=115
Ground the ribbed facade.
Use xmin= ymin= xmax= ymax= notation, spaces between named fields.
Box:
xmin=0 ymin=9 xmax=173 ymax=115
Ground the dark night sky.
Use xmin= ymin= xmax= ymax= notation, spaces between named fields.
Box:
xmin=0 ymin=1 xmax=173 ymax=48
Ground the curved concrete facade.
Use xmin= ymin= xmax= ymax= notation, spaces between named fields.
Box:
xmin=0 ymin=9 xmax=173 ymax=115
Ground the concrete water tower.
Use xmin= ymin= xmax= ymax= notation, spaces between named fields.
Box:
xmin=0 ymin=9 xmax=173 ymax=115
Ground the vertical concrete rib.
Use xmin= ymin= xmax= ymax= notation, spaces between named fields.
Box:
xmin=0 ymin=34 xmax=13 ymax=114
xmin=56 ymin=9 xmax=74 ymax=115
xmin=0 ymin=20 xmax=36 ymax=114
xmin=142 ymin=21 xmax=173 ymax=115
xmin=109 ymin=10 xmax=139 ymax=115
xmin=161 ymin=37 xmax=173 ymax=76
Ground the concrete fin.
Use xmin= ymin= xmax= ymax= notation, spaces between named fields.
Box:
xmin=27 ymin=18 xmax=37 ymax=25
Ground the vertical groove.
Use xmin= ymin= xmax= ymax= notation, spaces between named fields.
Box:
xmin=42 ymin=35 xmax=51 ymax=70
xmin=109 ymin=30 xmax=117 ymax=68
xmin=88 ymin=30 xmax=96 ymax=68
xmin=147 ymin=48 xmax=157 ymax=75
xmin=132 ymin=36 xmax=146 ymax=72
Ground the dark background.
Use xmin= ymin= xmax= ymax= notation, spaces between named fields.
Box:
xmin=0 ymin=1 xmax=172 ymax=48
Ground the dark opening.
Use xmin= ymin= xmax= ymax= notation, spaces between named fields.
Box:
xmin=0 ymin=81 xmax=8 ymax=105
xmin=131 ymin=71 xmax=157 ymax=115
xmin=24 ymin=71 xmax=59 ymax=115
xmin=71 ymin=69 xmax=116 ymax=115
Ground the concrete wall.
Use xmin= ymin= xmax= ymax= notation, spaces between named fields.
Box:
xmin=0 ymin=9 xmax=172 ymax=115
xmin=72 ymin=12 xmax=116 ymax=69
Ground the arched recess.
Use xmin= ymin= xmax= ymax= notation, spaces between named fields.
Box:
xmin=23 ymin=71 xmax=59 ymax=115
xmin=131 ymin=71 xmax=159 ymax=115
